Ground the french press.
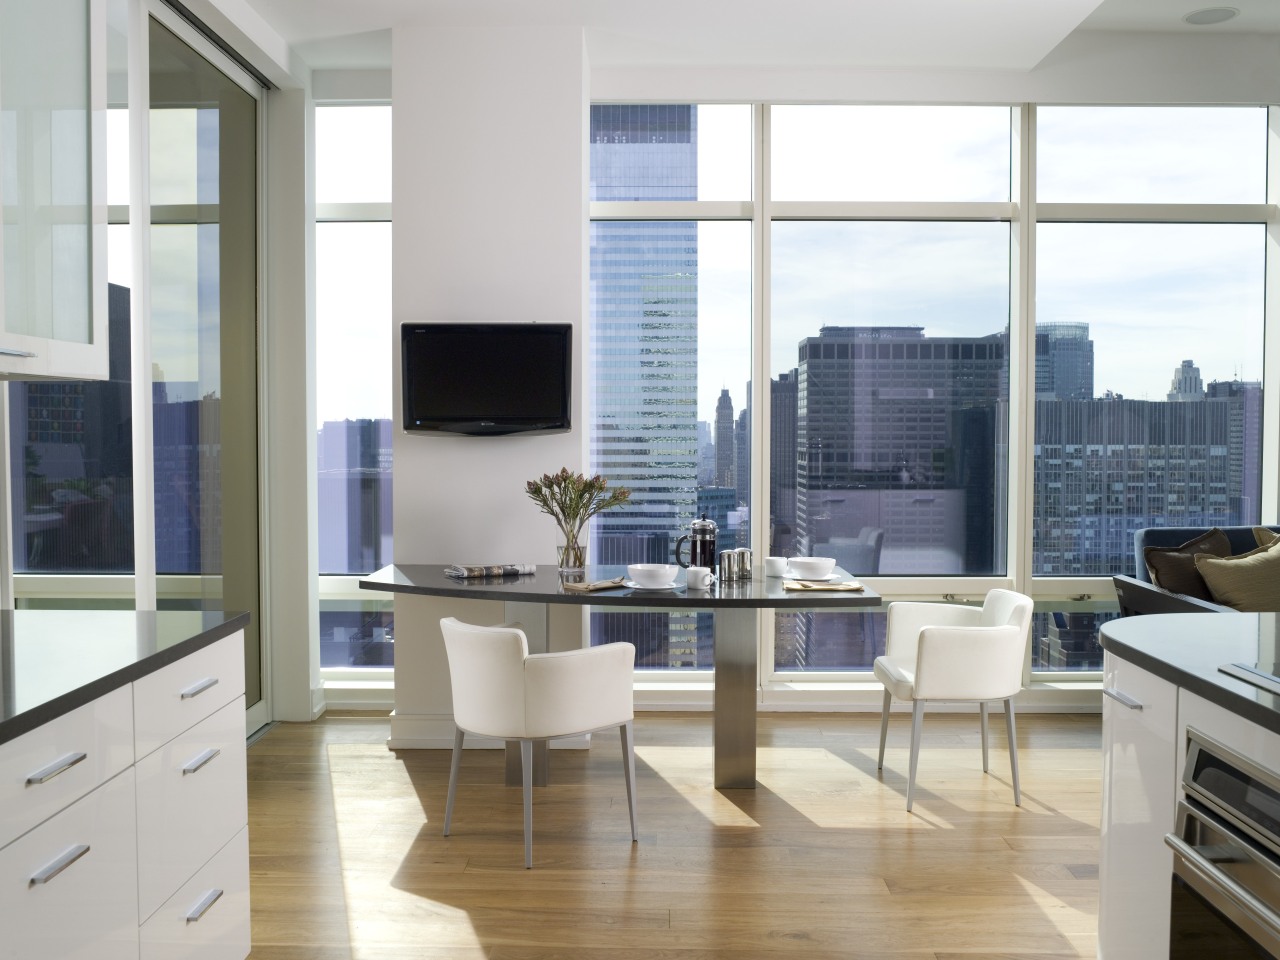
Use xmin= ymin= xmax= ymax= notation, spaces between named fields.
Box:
xmin=675 ymin=513 xmax=717 ymax=569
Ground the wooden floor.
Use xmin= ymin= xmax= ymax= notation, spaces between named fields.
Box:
xmin=245 ymin=710 xmax=1101 ymax=960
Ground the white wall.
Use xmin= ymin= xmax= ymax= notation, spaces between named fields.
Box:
xmin=388 ymin=21 xmax=589 ymax=746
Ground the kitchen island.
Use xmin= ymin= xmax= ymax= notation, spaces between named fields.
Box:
xmin=1098 ymin=612 xmax=1280 ymax=959
xmin=0 ymin=608 xmax=251 ymax=960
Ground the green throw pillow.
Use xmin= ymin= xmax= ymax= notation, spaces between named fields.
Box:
xmin=1195 ymin=539 xmax=1280 ymax=612
xmin=1144 ymin=528 xmax=1232 ymax=600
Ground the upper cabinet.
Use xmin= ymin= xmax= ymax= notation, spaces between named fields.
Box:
xmin=0 ymin=0 xmax=107 ymax=380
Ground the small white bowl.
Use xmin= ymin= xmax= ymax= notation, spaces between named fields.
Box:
xmin=788 ymin=556 xmax=836 ymax=579
xmin=627 ymin=563 xmax=678 ymax=588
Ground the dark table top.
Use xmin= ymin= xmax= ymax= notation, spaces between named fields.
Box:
xmin=1 ymin=609 xmax=251 ymax=746
xmin=359 ymin=563 xmax=882 ymax=610
xmin=1100 ymin=612 xmax=1280 ymax=735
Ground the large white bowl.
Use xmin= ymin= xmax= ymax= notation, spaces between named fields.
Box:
xmin=627 ymin=563 xmax=678 ymax=588
xmin=788 ymin=556 xmax=836 ymax=579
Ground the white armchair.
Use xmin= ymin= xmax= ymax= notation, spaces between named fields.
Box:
xmin=439 ymin=617 xmax=639 ymax=868
xmin=873 ymin=589 xmax=1034 ymax=812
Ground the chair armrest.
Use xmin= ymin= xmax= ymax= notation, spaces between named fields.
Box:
xmin=524 ymin=642 xmax=635 ymax=739
xmin=914 ymin=625 xmax=1023 ymax=701
xmin=1111 ymin=575 xmax=1228 ymax=616
xmin=885 ymin=602 xmax=981 ymax=659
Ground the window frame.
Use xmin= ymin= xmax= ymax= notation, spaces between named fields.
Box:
xmin=590 ymin=102 xmax=1279 ymax=699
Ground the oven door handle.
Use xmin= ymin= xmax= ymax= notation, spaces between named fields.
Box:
xmin=1166 ymin=831 xmax=1280 ymax=947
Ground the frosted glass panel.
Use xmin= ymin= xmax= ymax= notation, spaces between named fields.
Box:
xmin=0 ymin=0 xmax=93 ymax=342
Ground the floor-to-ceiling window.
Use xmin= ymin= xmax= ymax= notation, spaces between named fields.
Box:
xmin=314 ymin=102 xmax=393 ymax=671
xmin=589 ymin=102 xmax=1272 ymax=689
xmin=588 ymin=104 xmax=752 ymax=668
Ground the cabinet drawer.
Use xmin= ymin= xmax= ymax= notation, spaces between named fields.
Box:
xmin=140 ymin=825 xmax=249 ymax=960
xmin=136 ymin=696 xmax=247 ymax=921
xmin=0 ymin=769 xmax=139 ymax=960
xmin=0 ymin=684 xmax=133 ymax=848
xmin=135 ymin=632 xmax=244 ymax=759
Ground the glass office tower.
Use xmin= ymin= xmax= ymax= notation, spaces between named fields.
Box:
xmin=588 ymin=105 xmax=706 ymax=666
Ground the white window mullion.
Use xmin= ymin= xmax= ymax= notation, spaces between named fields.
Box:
xmin=1263 ymin=104 xmax=1280 ymax=518
xmin=129 ymin=0 xmax=156 ymax=610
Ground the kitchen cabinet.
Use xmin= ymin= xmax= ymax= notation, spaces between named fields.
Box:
xmin=0 ymin=619 xmax=249 ymax=960
xmin=1098 ymin=651 xmax=1177 ymax=959
xmin=0 ymin=0 xmax=107 ymax=380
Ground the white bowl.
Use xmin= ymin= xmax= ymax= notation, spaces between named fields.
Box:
xmin=627 ymin=563 xmax=678 ymax=588
xmin=788 ymin=556 xmax=836 ymax=579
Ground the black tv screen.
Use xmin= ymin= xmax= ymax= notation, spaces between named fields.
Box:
xmin=401 ymin=322 xmax=572 ymax=436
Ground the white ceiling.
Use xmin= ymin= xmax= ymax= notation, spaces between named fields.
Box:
xmin=241 ymin=0 xmax=1280 ymax=72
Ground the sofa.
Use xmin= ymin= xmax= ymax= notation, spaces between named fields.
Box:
xmin=1111 ymin=525 xmax=1280 ymax=616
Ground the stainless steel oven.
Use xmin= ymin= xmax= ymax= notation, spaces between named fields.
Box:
xmin=1167 ymin=728 xmax=1280 ymax=958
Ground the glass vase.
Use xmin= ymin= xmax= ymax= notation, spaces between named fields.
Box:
xmin=557 ymin=525 xmax=587 ymax=578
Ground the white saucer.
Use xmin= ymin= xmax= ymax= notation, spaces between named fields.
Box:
xmin=625 ymin=579 xmax=679 ymax=591
xmin=784 ymin=572 xmax=841 ymax=581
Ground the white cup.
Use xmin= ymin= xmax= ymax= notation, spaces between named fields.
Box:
xmin=764 ymin=556 xmax=788 ymax=578
xmin=687 ymin=565 xmax=712 ymax=590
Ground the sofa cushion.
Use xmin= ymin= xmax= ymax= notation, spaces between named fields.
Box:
xmin=1195 ymin=539 xmax=1280 ymax=612
xmin=1255 ymin=526 xmax=1280 ymax=548
xmin=1143 ymin=527 xmax=1232 ymax=600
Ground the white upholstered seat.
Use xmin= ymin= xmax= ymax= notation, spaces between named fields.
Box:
xmin=439 ymin=617 xmax=638 ymax=867
xmin=873 ymin=589 xmax=1034 ymax=812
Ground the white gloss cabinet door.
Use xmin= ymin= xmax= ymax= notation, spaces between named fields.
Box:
xmin=0 ymin=682 xmax=133 ymax=847
xmin=135 ymin=695 xmax=247 ymax=922
xmin=0 ymin=0 xmax=107 ymax=380
xmin=134 ymin=631 xmax=245 ymax=760
xmin=0 ymin=769 xmax=138 ymax=960
xmin=140 ymin=826 xmax=250 ymax=960
xmin=1098 ymin=652 xmax=1177 ymax=959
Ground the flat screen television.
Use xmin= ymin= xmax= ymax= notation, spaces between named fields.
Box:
xmin=400 ymin=322 xmax=572 ymax=436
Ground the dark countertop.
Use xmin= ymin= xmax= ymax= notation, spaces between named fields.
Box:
xmin=359 ymin=563 xmax=882 ymax=610
xmin=0 ymin=609 xmax=251 ymax=746
xmin=1100 ymin=612 xmax=1280 ymax=734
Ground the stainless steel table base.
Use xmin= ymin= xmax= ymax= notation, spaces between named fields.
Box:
xmin=714 ymin=607 xmax=758 ymax=789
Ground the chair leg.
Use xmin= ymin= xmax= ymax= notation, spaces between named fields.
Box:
xmin=522 ymin=739 xmax=534 ymax=868
xmin=980 ymin=701 xmax=990 ymax=773
xmin=444 ymin=726 xmax=464 ymax=836
xmin=907 ymin=699 xmax=924 ymax=812
xmin=1005 ymin=697 xmax=1021 ymax=806
xmin=620 ymin=721 xmax=638 ymax=842
xmin=877 ymin=688 xmax=892 ymax=770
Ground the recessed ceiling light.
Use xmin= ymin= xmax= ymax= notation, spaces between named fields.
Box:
xmin=1183 ymin=6 xmax=1239 ymax=25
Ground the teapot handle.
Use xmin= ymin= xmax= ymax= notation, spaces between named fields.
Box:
xmin=674 ymin=535 xmax=691 ymax=568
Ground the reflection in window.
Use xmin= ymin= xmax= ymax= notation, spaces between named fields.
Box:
xmin=8 ymin=283 xmax=135 ymax=574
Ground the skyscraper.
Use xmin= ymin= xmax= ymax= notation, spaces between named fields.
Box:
xmin=715 ymin=387 xmax=734 ymax=488
xmin=588 ymin=104 xmax=701 ymax=663
xmin=1168 ymin=359 xmax=1205 ymax=401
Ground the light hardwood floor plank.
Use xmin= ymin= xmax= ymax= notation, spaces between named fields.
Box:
xmin=246 ymin=711 xmax=1100 ymax=960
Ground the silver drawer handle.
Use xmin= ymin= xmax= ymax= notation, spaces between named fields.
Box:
xmin=0 ymin=347 xmax=37 ymax=358
xmin=180 ymin=677 xmax=219 ymax=699
xmin=25 ymin=751 xmax=87 ymax=785
xmin=182 ymin=747 xmax=221 ymax=775
xmin=1102 ymin=687 xmax=1143 ymax=710
xmin=29 ymin=844 xmax=90 ymax=885
xmin=185 ymin=888 xmax=224 ymax=922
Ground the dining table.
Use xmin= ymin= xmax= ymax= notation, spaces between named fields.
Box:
xmin=360 ymin=563 xmax=882 ymax=789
